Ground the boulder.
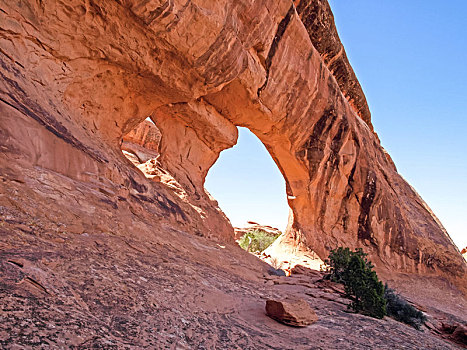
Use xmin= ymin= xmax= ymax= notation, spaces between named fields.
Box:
xmin=266 ymin=299 xmax=318 ymax=327
xmin=290 ymin=265 xmax=323 ymax=278
xmin=452 ymin=324 xmax=467 ymax=345
xmin=267 ymin=267 xmax=287 ymax=277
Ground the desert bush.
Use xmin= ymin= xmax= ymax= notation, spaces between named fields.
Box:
xmin=325 ymin=247 xmax=427 ymax=326
xmin=325 ymin=247 xmax=386 ymax=319
xmin=384 ymin=285 xmax=427 ymax=329
xmin=269 ymin=256 xmax=283 ymax=270
xmin=238 ymin=229 xmax=280 ymax=253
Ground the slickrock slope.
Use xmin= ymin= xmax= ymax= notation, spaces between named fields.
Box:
xmin=1 ymin=220 xmax=464 ymax=349
xmin=1 ymin=0 xmax=466 ymax=346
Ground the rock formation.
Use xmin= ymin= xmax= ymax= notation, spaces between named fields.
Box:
xmin=234 ymin=221 xmax=282 ymax=240
xmin=294 ymin=0 xmax=372 ymax=129
xmin=121 ymin=119 xmax=161 ymax=163
xmin=452 ymin=324 xmax=467 ymax=346
xmin=266 ymin=298 xmax=318 ymax=327
xmin=0 ymin=1 xmax=466 ymax=344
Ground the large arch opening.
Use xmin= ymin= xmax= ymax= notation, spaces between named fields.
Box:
xmin=205 ymin=127 xmax=289 ymax=233
xmin=205 ymin=127 xmax=324 ymax=272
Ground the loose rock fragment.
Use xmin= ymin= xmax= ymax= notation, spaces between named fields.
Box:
xmin=265 ymin=299 xmax=318 ymax=327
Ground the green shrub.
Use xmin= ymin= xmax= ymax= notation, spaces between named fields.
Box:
xmin=326 ymin=247 xmax=386 ymax=319
xmin=325 ymin=247 xmax=427 ymax=327
xmin=384 ymin=285 xmax=426 ymax=329
xmin=238 ymin=229 xmax=280 ymax=253
xmin=325 ymin=247 xmax=368 ymax=283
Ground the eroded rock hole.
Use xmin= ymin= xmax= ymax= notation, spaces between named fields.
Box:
xmin=120 ymin=118 xmax=186 ymax=196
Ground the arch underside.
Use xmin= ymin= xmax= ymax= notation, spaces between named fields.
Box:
xmin=0 ymin=0 xmax=465 ymax=292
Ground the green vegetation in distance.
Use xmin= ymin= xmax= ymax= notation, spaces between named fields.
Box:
xmin=238 ymin=229 xmax=280 ymax=253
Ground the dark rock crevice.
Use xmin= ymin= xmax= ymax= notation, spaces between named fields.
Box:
xmin=257 ymin=4 xmax=296 ymax=96
xmin=295 ymin=0 xmax=372 ymax=129
xmin=357 ymin=170 xmax=377 ymax=245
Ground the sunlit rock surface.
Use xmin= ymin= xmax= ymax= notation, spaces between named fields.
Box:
xmin=0 ymin=0 xmax=466 ymax=347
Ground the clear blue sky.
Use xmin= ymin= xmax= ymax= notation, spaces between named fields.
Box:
xmin=205 ymin=1 xmax=467 ymax=250
xmin=205 ymin=128 xmax=289 ymax=230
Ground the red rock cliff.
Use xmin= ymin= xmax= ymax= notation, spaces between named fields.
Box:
xmin=0 ymin=0 xmax=465 ymax=296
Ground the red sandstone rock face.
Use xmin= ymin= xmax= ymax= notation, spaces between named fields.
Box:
xmin=123 ymin=120 xmax=161 ymax=152
xmin=122 ymin=120 xmax=161 ymax=163
xmin=0 ymin=0 xmax=465 ymax=308
xmin=452 ymin=324 xmax=467 ymax=346
xmin=294 ymin=0 xmax=373 ymax=129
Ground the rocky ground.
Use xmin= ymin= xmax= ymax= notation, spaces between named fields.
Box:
xmin=1 ymin=218 xmax=465 ymax=349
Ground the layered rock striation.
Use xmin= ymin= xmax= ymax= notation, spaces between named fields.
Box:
xmin=0 ymin=0 xmax=465 ymax=304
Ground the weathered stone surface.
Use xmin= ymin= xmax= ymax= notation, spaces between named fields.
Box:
xmin=122 ymin=119 xmax=161 ymax=163
xmin=452 ymin=325 xmax=467 ymax=345
xmin=294 ymin=0 xmax=372 ymax=129
xmin=264 ymin=232 xmax=325 ymax=274
xmin=452 ymin=324 xmax=467 ymax=345
xmin=266 ymin=299 xmax=318 ymax=327
xmin=123 ymin=120 xmax=161 ymax=153
xmin=1 ymin=225 xmax=462 ymax=349
xmin=0 ymin=0 xmax=465 ymax=331
xmin=439 ymin=322 xmax=467 ymax=346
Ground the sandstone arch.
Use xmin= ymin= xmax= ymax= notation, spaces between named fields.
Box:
xmin=0 ymin=0 xmax=465 ymax=295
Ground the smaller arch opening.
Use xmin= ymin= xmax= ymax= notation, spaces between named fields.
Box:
xmin=120 ymin=118 xmax=187 ymax=197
